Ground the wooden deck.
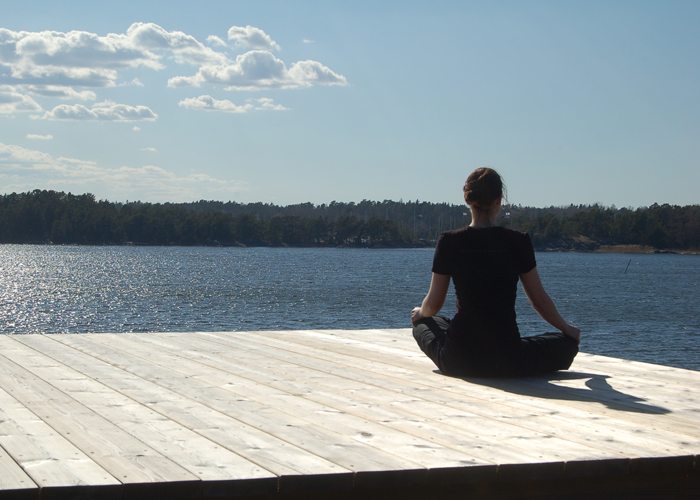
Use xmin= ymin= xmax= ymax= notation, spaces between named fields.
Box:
xmin=0 ymin=329 xmax=698 ymax=499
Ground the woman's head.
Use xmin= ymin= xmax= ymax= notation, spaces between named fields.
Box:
xmin=463 ymin=167 xmax=504 ymax=211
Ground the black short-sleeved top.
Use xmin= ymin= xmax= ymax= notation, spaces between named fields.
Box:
xmin=432 ymin=226 xmax=536 ymax=349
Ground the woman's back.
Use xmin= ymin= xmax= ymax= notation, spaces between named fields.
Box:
xmin=433 ymin=226 xmax=535 ymax=344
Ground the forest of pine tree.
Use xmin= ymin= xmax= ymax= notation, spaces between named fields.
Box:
xmin=1 ymin=190 xmax=698 ymax=251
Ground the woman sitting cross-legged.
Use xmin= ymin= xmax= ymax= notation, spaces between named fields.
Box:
xmin=411 ymin=167 xmax=580 ymax=377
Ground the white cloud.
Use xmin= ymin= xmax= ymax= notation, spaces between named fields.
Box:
xmin=251 ymin=97 xmax=288 ymax=111
xmin=179 ymin=95 xmax=288 ymax=113
xmin=23 ymin=84 xmax=96 ymax=100
xmin=0 ymin=23 xmax=225 ymax=89
xmin=141 ymin=147 xmax=157 ymax=152
xmin=43 ymin=100 xmax=157 ymax=121
xmin=179 ymin=95 xmax=253 ymax=113
xmin=0 ymin=142 xmax=247 ymax=202
xmin=5 ymin=31 xmax=156 ymax=91
xmin=207 ymin=35 xmax=227 ymax=48
xmin=132 ymin=126 xmax=141 ymax=133
xmin=126 ymin=22 xmax=226 ymax=66
xmin=7 ymin=65 xmax=118 ymax=87
xmin=227 ymin=26 xmax=280 ymax=51
xmin=168 ymin=50 xmax=347 ymax=90
xmin=0 ymin=86 xmax=42 ymax=113
xmin=0 ymin=23 xmax=347 ymax=117
xmin=0 ymin=142 xmax=54 ymax=165
xmin=302 ymin=38 xmax=315 ymax=44
xmin=26 ymin=133 xmax=53 ymax=140
xmin=288 ymin=60 xmax=349 ymax=86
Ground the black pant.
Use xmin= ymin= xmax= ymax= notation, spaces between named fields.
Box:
xmin=413 ymin=316 xmax=578 ymax=377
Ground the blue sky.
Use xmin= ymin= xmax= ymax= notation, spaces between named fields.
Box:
xmin=1 ymin=1 xmax=698 ymax=207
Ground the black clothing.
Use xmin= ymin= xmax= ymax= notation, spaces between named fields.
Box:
xmin=413 ymin=226 xmax=577 ymax=377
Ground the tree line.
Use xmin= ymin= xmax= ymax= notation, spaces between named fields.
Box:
xmin=0 ymin=190 xmax=698 ymax=250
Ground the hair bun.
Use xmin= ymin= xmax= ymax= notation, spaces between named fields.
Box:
xmin=463 ymin=167 xmax=504 ymax=209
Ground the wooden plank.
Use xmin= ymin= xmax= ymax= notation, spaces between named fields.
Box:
xmin=12 ymin=334 xmax=350 ymax=478
xmin=98 ymin=332 xmax=482 ymax=469
xmin=0 ymin=443 xmax=37 ymax=494
xmin=229 ymin=333 xmax=692 ymax=444
xmin=276 ymin=330 xmax=700 ymax=423
xmin=195 ymin=331 xmax=700 ymax=457
xmin=349 ymin=328 xmax=700 ymax=399
xmin=0 ymin=385 xmax=119 ymax=489
xmin=0 ymin=329 xmax=697 ymax=499
xmin=137 ymin=332 xmax=609 ymax=464
xmin=0 ymin=340 xmax=199 ymax=486
xmin=42 ymin=334 xmax=426 ymax=472
xmin=303 ymin=327 xmax=700 ymax=388
xmin=242 ymin=329 xmax=700 ymax=422
xmin=127 ymin=333 xmax=553 ymax=462
xmin=51 ymin=333 xmax=483 ymax=471
xmin=264 ymin=328 xmax=700 ymax=393
xmin=0 ymin=337 xmax=274 ymax=484
xmin=575 ymin=352 xmax=700 ymax=390
xmin=108 ymin=332 xmax=627 ymax=464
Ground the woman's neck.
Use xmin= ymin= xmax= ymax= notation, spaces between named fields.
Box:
xmin=468 ymin=208 xmax=498 ymax=228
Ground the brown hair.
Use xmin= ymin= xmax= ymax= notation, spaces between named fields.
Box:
xmin=463 ymin=167 xmax=504 ymax=209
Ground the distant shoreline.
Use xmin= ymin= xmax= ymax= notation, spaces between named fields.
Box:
xmin=2 ymin=241 xmax=699 ymax=255
xmin=3 ymin=191 xmax=698 ymax=251
xmin=542 ymin=244 xmax=699 ymax=255
xmin=538 ymin=245 xmax=698 ymax=255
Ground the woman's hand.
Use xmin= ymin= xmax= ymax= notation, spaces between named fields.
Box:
xmin=411 ymin=307 xmax=423 ymax=325
xmin=562 ymin=324 xmax=581 ymax=344
xmin=521 ymin=268 xmax=580 ymax=345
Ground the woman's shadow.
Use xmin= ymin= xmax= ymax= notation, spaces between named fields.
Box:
xmin=438 ymin=370 xmax=670 ymax=414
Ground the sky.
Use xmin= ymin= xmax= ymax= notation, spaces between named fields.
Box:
xmin=0 ymin=0 xmax=698 ymax=208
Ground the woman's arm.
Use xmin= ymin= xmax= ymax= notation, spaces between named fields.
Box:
xmin=520 ymin=267 xmax=581 ymax=343
xmin=411 ymin=273 xmax=450 ymax=324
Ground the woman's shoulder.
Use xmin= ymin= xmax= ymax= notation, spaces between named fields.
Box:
xmin=495 ymin=228 xmax=533 ymax=250
xmin=438 ymin=226 xmax=531 ymax=244
xmin=434 ymin=227 xmax=469 ymax=253
xmin=497 ymin=227 xmax=531 ymax=240
xmin=446 ymin=226 xmax=530 ymax=237
xmin=440 ymin=227 xmax=469 ymax=238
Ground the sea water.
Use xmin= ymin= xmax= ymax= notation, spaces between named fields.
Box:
xmin=0 ymin=245 xmax=697 ymax=370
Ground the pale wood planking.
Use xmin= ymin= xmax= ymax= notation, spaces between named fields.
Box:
xmin=0 ymin=328 xmax=697 ymax=498
xmin=311 ymin=326 xmax=700 ymax=383
xmin=52 ymin=332 xmax=476 ymax=471
xmin=101 ymin=332 xmax=550 ymax=465
xmin=13 ymin=334 xmax=350 ymax=478
xmin=242 ymin=328 xmax=700 ymax=422
xmin=575 ymin=352 xmax=700 ymax=392
xmin=0 ymin=385 xmax=119 ymax=489
xmin=217 ymin=341 xmax=628 ymax=464
xmin=0 ymin=443 xmax=36 ymax=492
xmin=196 ymin=333 xmax=672 ymax=452
xmin=265 ymin=327 xmax=700 ymax=393
xmin=311 ymin=328 xmax=700 ymax=433
xmin=69 ymin=335 xmax=688 ymax=466
xmin=250 ymin=328 xmax=698 ymax=409
xmin=331 ymin=327 xmax=700 ymax=400
xmin=0 ymin=339 xmax=201 ymax=486
xmin=0 ymin=336 xmax=274 ymax=483
xmin=268 ymin=330 xmax=700 ymax=446
xmin=129 ymin=331 xmax=616 ymax=464
xmin=193 ymin=331 xmax=699 ymax=459
xmin=43 ymin=333 xmax=425 ymax=472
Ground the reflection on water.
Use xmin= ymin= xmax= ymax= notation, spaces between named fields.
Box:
xmin=0 ymin=245 xmax=698 ymax=370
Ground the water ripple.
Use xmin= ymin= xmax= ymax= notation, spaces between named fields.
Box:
xmin=0 ymin=245 xmax=697 ymax=370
